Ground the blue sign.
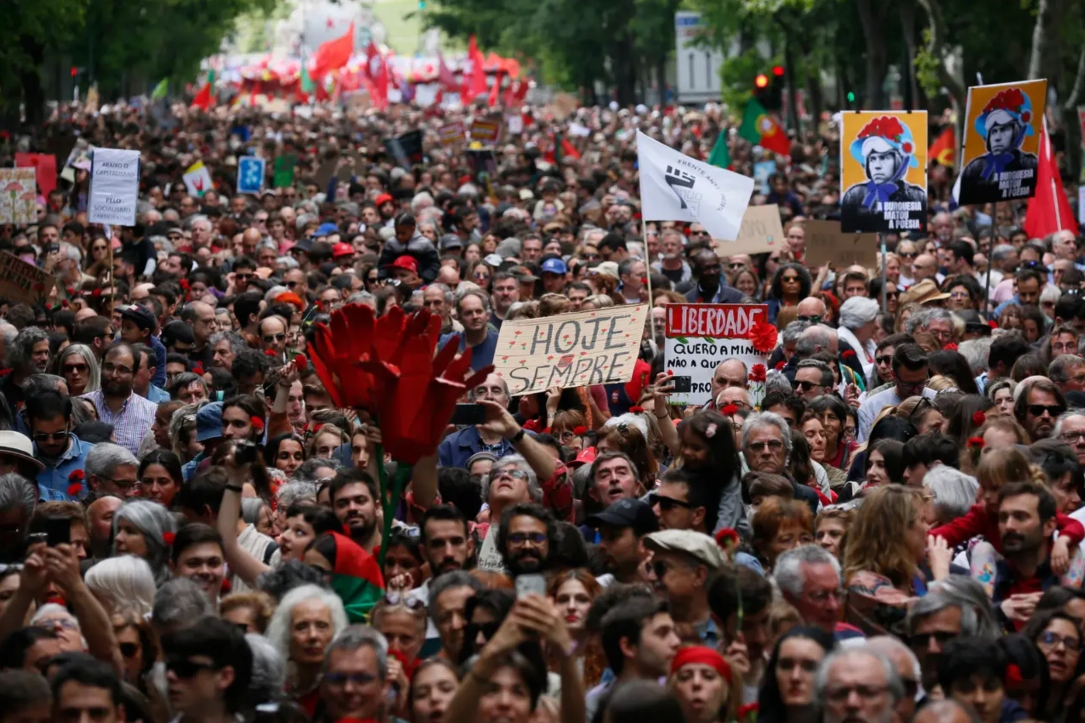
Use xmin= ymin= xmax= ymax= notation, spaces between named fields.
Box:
xmin=237 ymin=156 xmax=266 ymax=195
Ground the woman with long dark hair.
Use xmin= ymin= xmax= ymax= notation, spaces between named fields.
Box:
xmin=758 ymin=627 xmax=835 ymax=723
xmin=766 ymin=263 xmax=812 ymax=324
xmin=677 ymin=410 xmax=746 ymax=536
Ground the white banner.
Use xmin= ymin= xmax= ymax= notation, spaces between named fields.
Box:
xmin=88 ymin=148 xmax=140 ymax=226
xmin=637 ymin=130 xmax=754 ymax=241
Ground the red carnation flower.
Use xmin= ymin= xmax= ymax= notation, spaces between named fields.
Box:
xmin=842 ymin=350 xmax=856 ymax=359
xmin=67 ymin=483 xmax=82 ymax=498
xmin=294 ymin=354 xmax=307 ymax=369
xmin=221 ymin=578 xmax=232 ymax=594
xmin=264 ymin=349 xmax=276 ymax=357
xmin=749 ymin=363 xmax=767 ymax=383
xmin=68 ymin=469 xmax=85 ymax=482
xmin=250 ymin=416 xmax=265 ymax=431
xmin=192 ymin=364 xmax=204 ymax=375
xmin=1005 ymin=663 xmax=1023 ymax=687
xmin=721 ymin=404 xmax=739 ymax=416
xmin=92 ymin=288 xmax=101 ymax=297
xmin=60 ymin=300 xmax=69 ymax=308
xmin=162 ymin=532 xmax=176 ymax=545
xmin=972 ymin=410 xmax=986 ymax=426
xmin=749 ymin=319 xmax=778 ymax=354
xmin=737 ymin=703 xmax=760 ymax=720
xmin=775 ymin=361 xmax=786 ymax=371
xmin=629 ymin=405 xmax=645 ymax=414
xmin=988 ymin=319 xmax=999 ymax=329
xmin=715 ymin=528 xmax=740 ymax=550
xmin=573 ymin=425 xmax=588 ymax=435
xmin=967 ymin=437 xmax=985 ymax=449
xmin=943 ymin=343 xmax=958 ymax=351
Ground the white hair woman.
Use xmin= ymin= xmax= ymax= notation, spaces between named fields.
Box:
xmin=84 ymin=555 xmax=157 ymax=617
xmin=56 ymin=344 xmax=100 ymax=396
xmin=837 ymin=295 xmax=881 ymax=387
xmin=112 ymin=499 xmax=176 ymax=586
xmin=265 ymin=584 xmax=349 ymax=716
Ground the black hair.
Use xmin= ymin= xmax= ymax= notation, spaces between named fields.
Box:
xmin=937 ymin=637 xmax=1008 ymax=695
xmin=998 ymin=480 xmax=1059 ymax=523
xmin=998 ymin=633 xmax=1050 ymax=710
xmin=161 ymin=616 xmax=253 ymax=713
xmin=600 ymin=597 xmax=669 ymax=674
xmin=177 ymin=466 xmax=228 ymax=517
xmin=596 ymin=682 xmax=687 ymax=723
xmin=233 ymin=291 xmax=264 ymax=330
xmin=165 ymin=352 xmax=191 ymax=372
xmin=328 ymin=468 xmax=379 ymax=505
xmin=460 ymin=589 xmax=516 ymax=664
xmin=255 ymin=559 xmax=328 ymax=602
xmin=283 ymin=502 xmax=340 ymax=536
xmin=496 ymin=503 xmax=558 ymax=569
xmin=419 ymin=505 xmax=469 ymax=546
xmin=758 ymin=627 xmax=836 ymax=723
xmin=708 ymin=563 xmax=773 ymax=623
xmin=892 ymin=342 xmax=928 ymax=373
xmin=0 ymin=627 xmax=58 ymax=670
xmin=928 ymin=351 xmax=980 ymax=395
xmin=230 ymin=350 xmax=271 ymax=383
xmin=868 ymin=439 xmax=906 ymax=483
xmin=0 ymin=669 xmax=51 ymax=712
xmin=50 ymin=657 xmax=124 ymax=708
xmin=25 ymin=389 xmax=72 ymax=423
xmin=770 ymin=263 xmax=812 ymax=301
xmin=762 ymin=390 xmax=806 ymax=422
xmin=437 ymin=468 xmax=483 ymax=521
xmin=169 ymin=523 xmax=223 ymax=565
xmin=137 ymin=449 xmax=184 ymax=490
xmin=384 ymin=529 xmax=423 ymax=565
xmin=264 ymin=433 xmax=305 ymax=468
xmin=902 ymin=432 xmax=960 ymax=470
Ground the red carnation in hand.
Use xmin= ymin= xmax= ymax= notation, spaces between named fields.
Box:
xmin=67 ymin=483 xmax=82 ymax=498
xmin=967 ymin=437 xmax=985 ymax=449
xmin=162 ymin=532 xmax=176 ymax=545
xmin=221 ymin=578 xmax=232 ymax=594
xmin=68 ymin=469 xmax=85 ymax=483
xmin=250 ymin=416 xmax=265 ymax=432
xmin=629 ymin=405 xmax=645 ymax=414
xmin=943 ymin=343 xmax=958 ymax=351
xmin=749 ymin=319 xmax=778 ymax=354
xmin=573 ymin=425 xmax=588 ymax=436
xmin=749 ymin=363 xmax=767 ymax=383
xmin=294 ymin=354 xmax=307 ymax=369
xmin=715 ymin=528 xmax=740 ymax=551
xmin=972 ymin=410 xmax=986 ymax=426
xmin=721 ymin=404 xmax=740 ymax=416
xmin=737 ymin=702 xmax=760 ymax=721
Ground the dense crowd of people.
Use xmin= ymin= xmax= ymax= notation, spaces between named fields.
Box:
xmin=0 ymin=98 xmax=1081 ymax=723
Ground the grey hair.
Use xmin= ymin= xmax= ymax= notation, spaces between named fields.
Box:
xmin=276 ymin=256 xmax=300 ymax=269
xmin=1054 ymin=409 xmax=1085 ymax=439
xmin=411 ymin=191 xmax=435 ymax=213
xmin=276 ymin=481 xmax=318 ymax=507
xmin=6 ymin=326 xmax=47 ymax=371
xmin=346 ymin=291 xmax=376 ymax=306
xmin=427 ymin=283 xmax=455 ymax=305
xmin=741 ymin=412 xmax=793 ymax=457
xmin=773 ymin=544 xmax=841 ymax=598
xmin=1041 ymin=285 xmax=1062 ymax=305
xmin=904 ymin=308 xmax=932 ymax=335
xmin=457 ymin=287 xmax=491 ymax=314
xmin=84 ymin=555 xmax=157 ymax=617
xmin=495 ymin=237 xmax=522 ymax=259
xmin=26 ymin=374 xmax=65 ymax=398
xmin=0 ymin=321 xmax=17 ymax=350
xmin=781 ymin=320 xmax=812 ymax=345
xmin=58 ymin=344 xmax=101 ymax=393
xmin=241 ymin=497 xmax=267 ymax=525
xmin=322 ymin=625 xmax=388 ymax=679
xmin=481 ymin=454 xmax=541 ymax=504
xmin=924 ymin=576 xmax=1001 ymax=638
xmin=32 ymin=603 xmax=79 ymax=629
xmin=838 ymin=296 xmax=880 ymax=330
xmin=796 ymin=359 xmax=833 ymax=387
xmin=152 ymin=577 xmax=214 ymax=629
xmin=863 ymin=636 xmax=922 ymax=686
xmin=905 ymin=586 xmax=983 ymax=639
xmin=266 ymin=584 xmax=349 ymax=662
xmin=796 ymin=324 xmax=836 ymax=358
xmin=815 ymin=649 xmax=904 ymax=706
xmin=991 ymin=244 xmax=1016 ymax=263
xmin=85 ymin=443 xmax=139 ymax=480
xmin=468 ymin=375 xmax=508 ymax=401
xmin=291 ymin=458 xmax=338 ymax=484
xmin=245 ymin=633 xmax=286 ymax=702
xmin=765 ymin=369 xmax=793 ymax=397
xmin=210 ymin=330 xmax=248 ymax=356
xmin=427 ymin=571 xmax=485 ymax=625
xmin=113 ymin=499 xmax=177 ymax=585
xmin=923 ymin=467 xmax=979 ymax=523
xmin=0 ymin=473 xmax=36 ymax=523
xmin=59 ymin=241 xmax=83 ymax=263
xmin=957 ymin=337 xmax=991 ymax=375
xmin=187 ymin=214 xmax=212 ymax=231
xmin=1050 ymin=355 xmax=1085 ymax=385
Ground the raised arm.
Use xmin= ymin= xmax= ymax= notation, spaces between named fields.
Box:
xmin=46 ymin=544 xmax=122 ymax=673
xmin=217 ymin=460 xmax=272 ymax=585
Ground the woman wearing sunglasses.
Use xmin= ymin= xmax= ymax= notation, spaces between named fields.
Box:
xmin=112 ymin=607 xmax=158 ymax=689
xmin=56 ymin=344 xmax=100 ymax=396
xmin=766 ymin=263 xmax=812 ymax=325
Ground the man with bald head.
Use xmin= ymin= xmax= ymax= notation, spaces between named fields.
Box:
xmin=913 ymin=701 xmax=977 ymax=723
xmin=796 ymin=297 xmax=827 ymax=323
xmin=241 ymin=228 xmax=262 ymax=257
xmin=707 ymin=359 xmax=748 ymax=410
xmin=913 ymin=253 xmax=940 ymax=283
xmin=181 ymin=301 xmax=217 ymax=369
xmin=436 ymin=265 xmax=461 ymax=288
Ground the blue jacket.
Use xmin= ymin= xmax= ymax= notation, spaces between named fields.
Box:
xmin=149 ymin=335 xmax=167 ymax=388
xmin=36 ymin=434 xmax=92 ymax=501
xmin=439 ymin=328 xmax=498 ymax=372
xmin=437 ymin=426 xmax=516 ymax=469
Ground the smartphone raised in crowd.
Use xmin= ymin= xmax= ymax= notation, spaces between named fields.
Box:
xmin=515 ymin=573 xmax=547 ymax=599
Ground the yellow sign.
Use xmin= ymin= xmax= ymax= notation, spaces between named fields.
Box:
xmin=959 ymin=79 xmax=1047 ymax=205
xmin=839 ymin=111 xmax=927 ymax=234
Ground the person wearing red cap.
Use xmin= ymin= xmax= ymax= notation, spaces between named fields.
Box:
xmin=332 ymin=242 xmax=355 ymax=270
xmin=376 ymin=212 xmax=440 ymax=284
xmin=376 ymin=192 xmax=396 ymax=222
xmin=668 ymin=645 xmax=735 ymax=723
xmin=386 ymin=255 xmax=422 ymax=289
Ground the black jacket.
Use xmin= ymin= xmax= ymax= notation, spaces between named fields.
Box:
xmin=377 ymin=231 xmax=440 ymax=283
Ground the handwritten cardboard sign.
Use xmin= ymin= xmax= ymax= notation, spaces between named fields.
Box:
xmin=493 ymin=305 xmax=648 ymax=396
xmin=713 ymin=204 xmax=784 ymax=257
xmin=803 ymin=220 xmax=878 ymax=268
xmin=0 ymin=252 xmax=55 ymax=305
xmin=0 ymin=169 xmax=37 ymax=225
xmin=663 ymin=303 xmax=768 ymax=406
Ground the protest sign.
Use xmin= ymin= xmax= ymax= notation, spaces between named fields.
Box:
xmin=0 ymin=169 xmax=37 ymax=225
xmin=505 ymin=114 xmax=524 ymax=135
xmin=712 ymin=204 xmax=785 ymax=257
xmin=87 ymin=148 xmax=140 ymax=226
xmin=803 ymin=220 xmax=878 ymax=269
xmin=469 ymin=118 xmax=502 ymax=145
xmin=273 ymin=154 xmax=297 ymax=188
xmin=236 ymin=157 xmax=266 ymax=194
xmin=550 ymin=92 xmax=579 ymax=121
xmin=839 ymin=111 xmax=928 ymax=233
xmin=958 ymin=80 xmax=1047 ymax=205
xmin=492 ymin=305 xmax=648 ymax=396
xmin=182 ymin=161 xmax=214 ymax=197
xmin=0 ymin=252 xmax=56 ymax=305
xmin=438 ymin=122 xmax=464 ymax=146
xmin=383 ymin=130 xmax=424 ymax=169
xmin=663 ymin=304 xmax=769 ymax=407
xmin=15 ymin=153 xmax=57 ymax=197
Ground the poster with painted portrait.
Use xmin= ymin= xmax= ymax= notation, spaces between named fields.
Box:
xmin=839 ymin=111 xmax=928 ymax=234
xmin=959 ymin=79 xmax=1047 ymax=205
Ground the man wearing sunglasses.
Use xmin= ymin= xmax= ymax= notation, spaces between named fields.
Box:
xmin=1015 ymin=377 xmax=1067 ymax=442
xmin=858 ymin=343 xmax=934 ymax=443
xmin=26 ymin=392 xmax=89 ymax=502
xmin=643 ymin=529 xmax=723 ymax=647
xmin=586 ymin=498 xmax=658 ymax=586
xmin=161 ymin=616 xmax=253 ymax=723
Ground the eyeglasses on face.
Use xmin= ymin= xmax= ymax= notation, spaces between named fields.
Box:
xmin=102 ymin=363 xmax=133 ymax=375
xmin=650 ymin=494 xmax=693 ymax=511
xmin=1027 ymin=404 xmax=1063 ymax=418
xmin=794 ymin=380 xmax=823 ymax=392
xmin=507 ymin=532 xmax=547 ymax=546
xmin=747 ymin=440 xmax=784 ymax=453
xmin=1038 ymin=631 xmax=1081 ymax=651
xmin=62 ymin=363 xmax=88 ymax=374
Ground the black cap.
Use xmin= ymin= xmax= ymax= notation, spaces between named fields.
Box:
xmin=119 ymin=304 xmax=157 ymax=332
xmin=586 ymin=498 xmax=659 ymax=536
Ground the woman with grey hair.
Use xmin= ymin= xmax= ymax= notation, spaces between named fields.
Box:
xmin=922 ymin=466 xmax=979 ymax=525
xmin=265 ymin=584 xmax=348 ymax=710
xmin=113 ymin=499 xmax=177 ymax=586
xmin=55 ymin=343 xmax=100 ymax=395
xmin=837 ymin=296 xmax=881 ymax=387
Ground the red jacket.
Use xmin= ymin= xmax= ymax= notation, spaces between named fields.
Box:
xmin=931 ymin=503 xmax=1084 ymax=551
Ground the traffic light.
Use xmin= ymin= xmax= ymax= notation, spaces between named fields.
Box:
xmin=772 ymin=65 xmax=785 ymax=77
xmin=754 ymin=74 xmax=769 ymax=89
xmin=753 ymin=67 xmax=784 ymax=111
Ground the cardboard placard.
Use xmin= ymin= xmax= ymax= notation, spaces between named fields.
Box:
xmin=88 ymin=148 xmax=141 ymax=226
xmin=182 ymin=160 xmax=214 ymax=197
xmin=438 ymin=122 xmax=464 ymax=146
xmin=468 ymin=118 xmax=502 ymax=144
xmin=0 ymin=252 xmax=56 ymax=305
xmin=663 ymin=304 xmax=768 ymax=407
xmin=713 ymin=204 xmax=785 ymax=257
xmin=493 ymin=305 xmax=648 ymax=396
xmin=551 ymin=92 xmax=579 ymax=121
xmin=802 ymin=220 xmax=879 ymax=269
xmin=0 ymin=169 xmax=37 ymax=225
xmin=840 ymin=111 xmax=928 ymax=233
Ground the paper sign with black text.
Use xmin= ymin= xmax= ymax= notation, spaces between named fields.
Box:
xmin=664 ymin=304 xmax=769 ymax=407
xmin=802 ymin=220 xmax=878 ymax=268
xmin=438 ymin=122 xmax=464 ymax=146
xmin=493 ymin=305 xmax=647 ymax=396
xmin=88 ymin=148 xmax=140 ymax=226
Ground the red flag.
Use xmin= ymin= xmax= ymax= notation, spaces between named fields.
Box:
xmin=191 ymin=82 xmax=213 ymax=111
xmin=463 ymin=36 xmax=487 ymax=102
xmin=928 ymin=126 xmax=956 ymax=167
xmin=437 ymin=51 xmax=457 ymax=90
xmin=1025 ymin=120 xmax=1080 ymax=239
xmin=487 ymin=69 xmax=503 ymax=108
xmin=560 ymin=136 xmax=581 ymax=161
xmin=311 ymin=22 xmax=354 ymax=79
xmin=503 ymin=79 xmax=529 ymax=108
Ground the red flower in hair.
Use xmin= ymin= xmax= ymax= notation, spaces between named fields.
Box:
xmin=162 ymin=532 xmax=176 ymax=545
xmin=294 ymin=354 xmax=307 ymax=369
xmin=749 ymin=363 xmax=767 ymax=383
xmin=573 ymin=426 xmax=588 ymax=435
xmin=67 ymin=483 xmax=82 ymax=498
xmin=68 ymin=469 xmax=84 ymax=482
xmin=250 ymin=416 xmax=265 ymax=432
xmin=842 ymin=350 xmax=856 ymax=359
xmin=715 ymin=528 xmax=740 ymax=550
xmin=629 ymin=406 xmax=645 ymax=414
xmin=1005 ymin=663 xmax=1023 ymax=687
xmin=721 ymin=404 xmax=739 ymax=416
xmin=943 ymin=343 xmax=958 ymax=351
xmin=749 ymin=319 xmax=778 ymax=354
xmin=972 ymin=410 xmax=986 ymax=426
xmin=967 ymin=437 xmax=985 ymax=449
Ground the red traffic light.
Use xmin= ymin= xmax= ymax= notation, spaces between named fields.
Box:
xmin=70 ymin=67 xmax=78 ymax=78
xmin=772 ymin=65 xmax=785 ymax=77
xmin=754 ymin=74 xmax=769 ymax=89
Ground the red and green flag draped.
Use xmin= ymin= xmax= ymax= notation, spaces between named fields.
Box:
xmin=327 ymin=532 xmax=384 ymax=622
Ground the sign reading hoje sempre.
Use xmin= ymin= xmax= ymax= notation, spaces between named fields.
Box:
xmin=492 ymin=305 xmax=647 ymax=396
xmin=664 ymin=304 xmax=769 ymax=406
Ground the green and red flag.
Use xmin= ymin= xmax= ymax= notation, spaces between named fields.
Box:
xmin=327 ymin=532 xmax=385 ymax=622
xmin=739 ymin=98 xmax=790 ymax=156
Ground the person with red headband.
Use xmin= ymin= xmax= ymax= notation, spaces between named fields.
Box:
xmin=669 ymin=645 xmax=737 ymax=722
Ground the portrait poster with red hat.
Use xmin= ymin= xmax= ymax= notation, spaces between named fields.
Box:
xmin=840 ymin=111 xmax=927 ymax=234
xmin=958 ymin=79 xmax=1047 ymax=205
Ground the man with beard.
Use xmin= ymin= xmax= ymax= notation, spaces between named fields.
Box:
xmin=586 ymin=498 xmax=657 ymax=585
xmin=169 ymin=524 xmax=226 ymax=603
xmin=488 ymin=272 xmax=520 ymax=329
xmin=496 ymin=503 xmax=557 ymax=576
xmin=685 ymin=249 xmax=744 ymax=304
xmin=329 ymin=469 xmax=381 ymax=554
xmin=1015 ymin=377 xmax=1067 ymax=442
xmin=27 ymin=391 xmax=91 ymax=501
xmin=644 ymin=530 xmax=722 ymax=647
xmin=408 ymin=506 xmax=475 ymax=654
xmin=652 ymin=229 xmax=692 ymax=285
xmin=80 ymin=343 xmax=158 ymax=456
xmin=992 ymin=480 xmax=1061 ymax=627
xmin=0 ymin=326 xmax=50 ymax=410
xmin=439 ymin=289 xmax=496 ymax=372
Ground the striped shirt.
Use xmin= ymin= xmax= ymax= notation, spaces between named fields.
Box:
xmin=80 ymin=390 xmax=158 ymax=455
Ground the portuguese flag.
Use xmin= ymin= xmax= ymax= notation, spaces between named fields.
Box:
xmin=739 ymin=98 xmax=790 ymax=156
xmin=328 ymin=532 xmax=385 ymax=622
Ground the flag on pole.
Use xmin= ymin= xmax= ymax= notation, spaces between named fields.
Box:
xmin=928 ymin=125 xmax=956 ymax=167
xmin=739 ymin=99 xmax=790 ymax=156
xmin=311 ymin=22 xmax=354 ymax=79
xmin=151 ymin=79 xmax=168 ymax=102
xmin=707 ymin=130 xmax=731 ymax=170
xmin=191 ymin=70 xmax=215 ymax=110
xmin=1025 ymin=119 xmax=1079 ymax=238
xmin=463 ymin=36 xmax=488 ymax=102
xmin=636 ymin=130 xmax=754 ymax=241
